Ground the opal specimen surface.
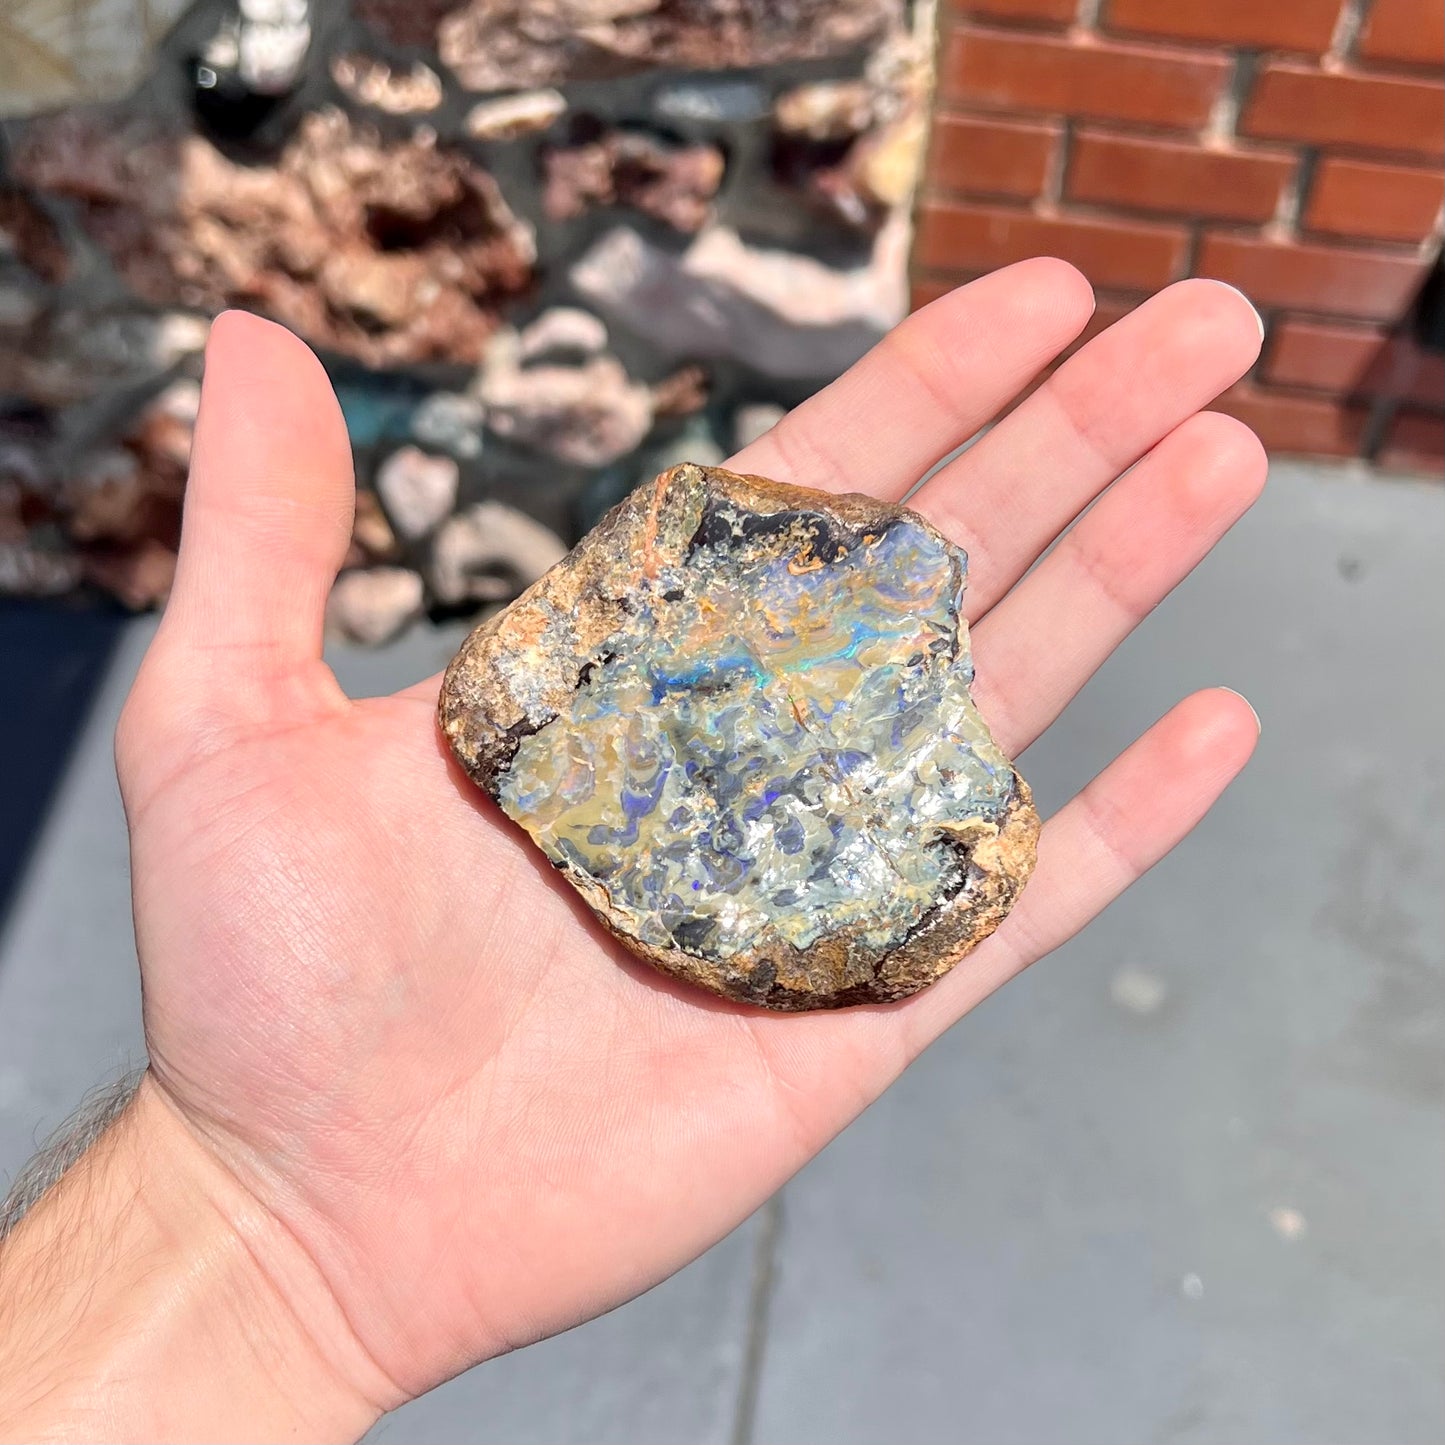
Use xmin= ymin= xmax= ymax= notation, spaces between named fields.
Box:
xmin=440 ymin=464 xmax=1039 ymax=1010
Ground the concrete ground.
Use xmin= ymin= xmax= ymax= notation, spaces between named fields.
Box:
xmin=1 ymin=459 xmax=1441 ymax=1445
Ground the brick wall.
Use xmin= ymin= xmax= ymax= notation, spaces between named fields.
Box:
xmin=912 ymin=0 xmax=1445 ymax=474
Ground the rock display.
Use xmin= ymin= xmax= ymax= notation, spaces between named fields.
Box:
xmin=464 ymin=89 xmax=567 ymax=139
xmin=375 ymin=447 xmax=460 ymax=541
xmin=346 ymin=490 xmax=401 ymax=565
xmin=569 ymin=221 xmax=907 ymax=379
xmin=652 ymin=78 xmax=768 ymax=124
xmin=81 ymin=537 xmax=176 ymax=610
xmin=11 ymin=108 xmax=535 ymax=367
xmin=517 ymin=307 xmax=609 ymax=363
xmin=650 ymin=364 xmax=710 ymax=418
xmin=0 ymin=187 xmax=69 ymax=284
xmin=200 ymin=0 xmax=312 ymax=97
xmin=429 ymin=501 xmax=568 ymax=606
xmin=2 ymin=0 xmax=929 ymax=626
xmin=0 ymin=543 xmax=83 ymax=598
xmin=477 ymin=349 xmax=654 ymax=467
xmin=772 ymin=34 xmax=931 ymax=229
xmin=353 ymin=0 xmax=903 ymax=93
xmin=441 ymin=464 xmax=1039 ymax=1010
xmin=63 ymin=447 xmax=178 ymax=548
xmin=774 ymin=80 xmax=877 ymax=142
xmin=0 ymin=0 xmax=193 ymax=118
xmin=0 ymin=306 xmax=208 ymax=409
xmin=326 ymin=566 xmax=425 ymax=645
xmin=542 ymin=128 xmax=725 ymax=232
xmin=410 ymin=393 xmax=487 ymax=459
xmin=330 ymin=54 xmax=444 ymax=114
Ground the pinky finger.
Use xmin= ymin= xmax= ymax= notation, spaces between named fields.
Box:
xmin=901 ymin=687 xmax=1260 ymax=1054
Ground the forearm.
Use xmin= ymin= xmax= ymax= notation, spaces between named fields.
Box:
xmin=0 ymin=1076 xmax=391 ymax=1444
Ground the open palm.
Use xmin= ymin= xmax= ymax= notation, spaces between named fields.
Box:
xmin=116 ymin=262 xmax=1264 ymax=1420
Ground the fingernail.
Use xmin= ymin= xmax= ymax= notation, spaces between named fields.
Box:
xmin=1205 ymin=280 xmax=1265 ymax=340
xmin=1218 ymin=686 xmax=1262 ymax=734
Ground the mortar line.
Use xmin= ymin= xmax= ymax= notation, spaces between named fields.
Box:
xmin=1329 ymin=0 xmax=1370 ymax=65
xmin=1040 ymin=118 xmax=1072 ymax=214
xmin=731 ymin=1191 xmax=784 ymax=1445
xmin=1207 ymin=51 xmax=1256 ymax=145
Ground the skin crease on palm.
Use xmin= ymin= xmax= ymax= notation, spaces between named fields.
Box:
xmin=35 ymin=262 xmax=1268 ymax=1429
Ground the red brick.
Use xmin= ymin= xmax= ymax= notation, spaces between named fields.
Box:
xmin=1378 ymin=410 xmax=1445 ymax=475
xmin=1266 ymin=318 xmax=1445 ymax=406
xmin=1105 ymin=0 xmax=1341 ymax=55
xmin=1211 ymin=383 xmax=1369 ymax=457
xmin=1358 ymin=0 xmax=1445 ymax=69
xmin=950 ymin=0 xmax=1077 ymax=23
xmin=1304 ymin=157 xmax=1444 ymax=243
xmin=1067 ymin=128 xmax=1293 ymax=223
xmin=927 ymin=113 xmax=1058 ymax=198
xmin=940 ymin=26 xmax=1230 ymax=130
xmin=1266 ymin=317 xmax=1386 ymax=392
xmin=915 ymin=200 xmax=1188 ymax=290
xmin=1242 ymin=63 xmax=1445 ymax=159
xmin=910 ymin=275 xmax=957 ymax=311
xmin=1198 ymin=232 xmax=1428 ymax=321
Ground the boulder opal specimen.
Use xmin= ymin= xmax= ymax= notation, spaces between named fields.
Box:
xmin=440 ymin=464 xmax=1039 ymax=1010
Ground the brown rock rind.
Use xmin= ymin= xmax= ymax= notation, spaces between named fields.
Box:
xmin=441 ymin=464 xmax=1039 ymax=1010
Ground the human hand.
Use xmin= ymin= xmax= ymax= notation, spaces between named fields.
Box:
xmin=0 ymin=262 xmax=1266 ymax=1441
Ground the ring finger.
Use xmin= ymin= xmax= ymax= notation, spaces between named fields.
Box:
xmin=970 ymin=410 xmax=1268 ymax=759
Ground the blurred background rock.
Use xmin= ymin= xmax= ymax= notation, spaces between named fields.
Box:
xmin=0 ymin=0 xmax=929 ymax=642
xmin=2 ymin=0 xmax=1440 ymax=644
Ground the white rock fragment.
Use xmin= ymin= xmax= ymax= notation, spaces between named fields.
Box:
xmin=517 ymin=307 xmax=609 ymax=364
xmin=237 ymin=0 xmax=311 ymax=94
xmin=479 ymin=355 xmax=653 ymax=468
xmin=465 ymin=90 xmax=567 ymax=140
xmin=376 ymin=446 xmax=459 ymax=542
xmin=331 ymin=53 xmax=443 ymax=114
xmin=412 ymin=393 xmax=486 ymax=459
xmin=774 ymin=80 xmax=876 ymax=141
xmin=0 ymin=542 xmax=84 ymax=597
xmin=430 ymin=501 xmax=567 ymax=607
xmin=152 ymin=313 xmax=212 ymax=366
xmin=326 ymin=566 xmax=424 ymax=646
xmin=569 ymin=217 xmax=907 ymax=380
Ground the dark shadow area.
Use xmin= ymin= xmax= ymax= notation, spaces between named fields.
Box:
xmin=1350 ymin=260 xmax=1445 ymax=464
xmin=0 ymin=600 xmax=128 ymax=944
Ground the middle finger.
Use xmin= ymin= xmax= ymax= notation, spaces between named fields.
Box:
xmin=911 ymin=277 xmax=1263 ymax=620
xmin=970 ymin=408 xmax=1268 ymax=759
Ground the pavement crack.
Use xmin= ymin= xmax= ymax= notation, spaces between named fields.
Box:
xmin=731 ymin=1191 xmax=784 ymax=1445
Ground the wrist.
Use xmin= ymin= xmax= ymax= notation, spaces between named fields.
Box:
xmin=0 ymin=1074 xmax=398 ymax=1443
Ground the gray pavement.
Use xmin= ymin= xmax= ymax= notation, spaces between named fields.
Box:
xmin=2 ymin=459 xmax=1442 ymax=1444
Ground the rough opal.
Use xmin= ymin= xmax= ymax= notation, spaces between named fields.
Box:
xmin=441 ymin=464 xmax=1039 ymax=1010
